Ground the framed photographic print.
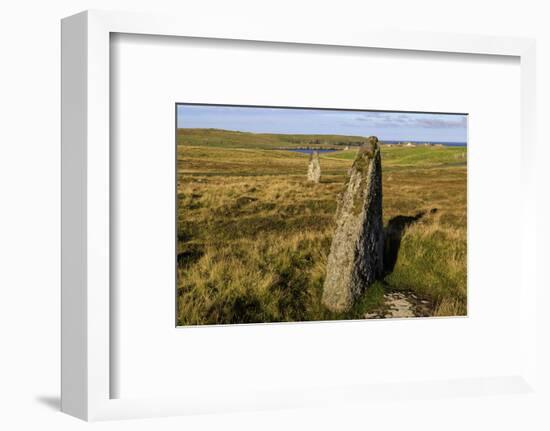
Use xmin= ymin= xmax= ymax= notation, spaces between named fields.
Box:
xmin=175 ymin=103 xmax=468 ymax=325
xmin=61 ymin=10 xmax=539 ymax=422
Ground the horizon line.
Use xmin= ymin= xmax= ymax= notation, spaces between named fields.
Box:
xmin=176 ymin=126 xmax=467 ymax=144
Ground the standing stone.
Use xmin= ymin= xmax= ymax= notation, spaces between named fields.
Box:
xmin=322 ymin=136 xmax=384 ymax=312
xmin=307 ymin=151 xmax=321 ymax=183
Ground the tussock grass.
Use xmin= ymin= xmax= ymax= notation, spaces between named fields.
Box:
xmin=177 ymin=142 xmax=467 ymax=325
xmin=178 ymin=230 xmax=333 ymax=324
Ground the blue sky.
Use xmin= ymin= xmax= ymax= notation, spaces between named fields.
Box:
xmin=177 ymin=105 xmax=467 ymax=143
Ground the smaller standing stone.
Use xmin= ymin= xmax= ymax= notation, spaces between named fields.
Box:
xmin=307 ymin=151 xmax=321 ymax=183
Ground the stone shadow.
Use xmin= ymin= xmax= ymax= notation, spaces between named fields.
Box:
xmin=383 ymin=208 xmax=437 ymax=275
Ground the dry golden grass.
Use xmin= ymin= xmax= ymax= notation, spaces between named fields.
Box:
xmin=177 ymin=144 xmax=467 ymax=324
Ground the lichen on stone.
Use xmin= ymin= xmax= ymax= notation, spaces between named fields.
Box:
xmin=322 ymin=136 xmax=384 ymax=312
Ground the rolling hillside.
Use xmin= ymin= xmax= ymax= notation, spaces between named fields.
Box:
xmin=177 ymin=128 xmax=369 ymax=149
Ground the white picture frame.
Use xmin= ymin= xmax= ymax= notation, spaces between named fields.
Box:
xmin=61 ymin=9 xmax=538 ymax=421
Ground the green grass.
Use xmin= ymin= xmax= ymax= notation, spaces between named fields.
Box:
xmin=177 ymin=128 xmax=369 ymax=149
xmin=327 ymin=146 xmax=467 ymax=168
xmin=177 ymin=136 xmax=467 ymax=325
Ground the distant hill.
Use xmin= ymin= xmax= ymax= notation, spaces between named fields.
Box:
xmin=177 ymin=128 xmax=369 ymax=149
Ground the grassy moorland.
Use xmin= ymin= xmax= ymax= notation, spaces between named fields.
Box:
xmin=176 ymin=130 xmax=467 ymax=325
xmin=177 ymin=128 xmax=368 ymax=149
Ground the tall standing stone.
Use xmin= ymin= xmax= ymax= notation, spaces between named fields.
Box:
xmin=307 ymin=151 xmax=321 ymax=183
xmin=322 ymin=136 xmax=384 ymax=311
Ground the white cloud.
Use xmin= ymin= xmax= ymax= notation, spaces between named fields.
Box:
xmin=354 ymin=112 xmax=466 ymax=129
